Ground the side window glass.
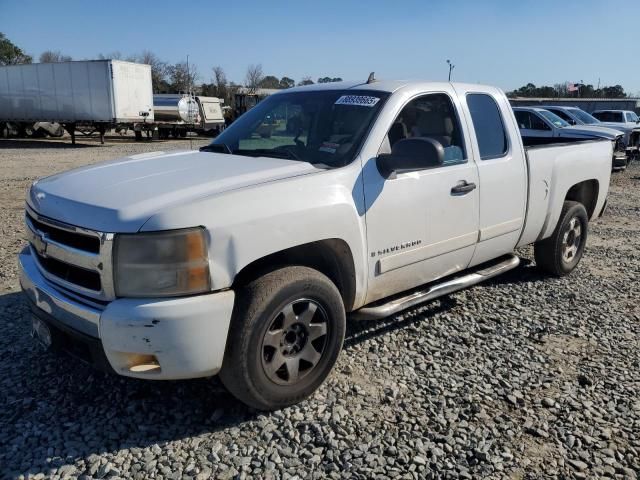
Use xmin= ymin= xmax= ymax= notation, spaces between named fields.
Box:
xmin=466 ymin=94 xmax=508 ymax=160
xmin=385 ymin=93 xmax=466 ymax=166
xmin=552 ymin=110 xmax=571 ymax=122
xmin=531 ymin=113 xmax=550 ymax=130
xmin=514 ymin=111 xmax=531 ymax=129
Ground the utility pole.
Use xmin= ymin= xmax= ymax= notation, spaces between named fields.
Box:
xmin=186 ymin=54 xmax=191 ymax=96
xmin=446 ymin=59 xmax=455 ymax=82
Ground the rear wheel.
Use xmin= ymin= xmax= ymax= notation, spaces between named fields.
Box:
xmin=219 ymin=266 xmax=345 ymax=410
xmin=534 ymin=200 xmax=588 ymax=276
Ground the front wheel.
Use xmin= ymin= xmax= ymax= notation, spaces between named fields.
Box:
xmin=534 ymin=200 xmax=588 ymax=276
xmin=219 ymin=266 xmax=345 ymax=410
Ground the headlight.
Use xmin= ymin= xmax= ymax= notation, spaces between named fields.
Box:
xmin=114 ymin=228 xmax=210 ymax=297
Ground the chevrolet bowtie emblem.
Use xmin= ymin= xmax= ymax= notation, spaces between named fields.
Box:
xmin=34 ymin=232 xmax=48 ymax=257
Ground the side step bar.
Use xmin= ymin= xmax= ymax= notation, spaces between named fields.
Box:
xmin=350 ymin=254 xmax=520 ymax=321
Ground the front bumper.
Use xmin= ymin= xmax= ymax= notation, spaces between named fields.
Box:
xmin=19 ymin=247 xmax=235 ymax=380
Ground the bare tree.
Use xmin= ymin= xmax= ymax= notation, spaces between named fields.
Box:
xmin=245 ymin=64 xmax=264 ymax=93
xmin=212 ymin=65 xmax=230 ymax=102
xmin=167 ymin=61 xmax=198 ymax=93
xmin=97 ymin=51 xmax=123 ymax=60
xmin=39 ymin=50 xmax=72 ymax=63
xmin=135 ymin=51 xmax=169 ymax=92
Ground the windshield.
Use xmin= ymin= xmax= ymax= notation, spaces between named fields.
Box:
xmin=571 ymin=109 xmax=600 ymax=125
xmin=539 ymin=109 xmax=570 ymax=128
xmin=594 ymin=111 xmax=624 ymax=123
xmin=208 ymin=89 xmax=390 ymax=168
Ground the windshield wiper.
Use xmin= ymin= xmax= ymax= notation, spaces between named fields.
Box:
xmin=235 ymin=148 xmax=303 ymax=161
xmin=200 ymin=143 xmax=232 ymax=154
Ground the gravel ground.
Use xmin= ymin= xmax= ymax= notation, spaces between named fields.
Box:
xmin=1 ymin=135 xmax=639 ymax=479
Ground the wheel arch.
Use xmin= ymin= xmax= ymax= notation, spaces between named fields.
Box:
xmin=232 ymin=238 xmax=358 ymax=311
xmin=565 ymin=179 xmax=599 ymax=219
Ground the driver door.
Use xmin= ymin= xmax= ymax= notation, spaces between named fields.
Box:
xmin=362 ymin=91 xmax=480 ymax=304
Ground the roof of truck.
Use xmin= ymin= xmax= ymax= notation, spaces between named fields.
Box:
xmin=512 ymin=106 xmax=548 ymax=112
xmin=592 ymin=109 xmax=634 ymax=113
xmin=281 ymin=79 xmax=501 ymax=95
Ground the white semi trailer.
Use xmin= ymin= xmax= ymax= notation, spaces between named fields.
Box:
xmin=0 ymin=60 xmax=154 ymax=144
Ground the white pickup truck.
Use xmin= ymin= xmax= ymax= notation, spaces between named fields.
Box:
xmin=20 ymin=79 xmax=612 ymax=410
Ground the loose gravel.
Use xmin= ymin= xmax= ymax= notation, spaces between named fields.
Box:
xmin=1 ymin=135 xmax=639 ymax=479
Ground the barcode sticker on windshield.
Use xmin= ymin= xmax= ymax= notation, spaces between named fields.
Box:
xmin=335 ymin=95 xmax=380 ymax=107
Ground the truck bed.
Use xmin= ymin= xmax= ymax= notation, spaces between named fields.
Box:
xmin=517 ymin=138 xmax=612 ymax=248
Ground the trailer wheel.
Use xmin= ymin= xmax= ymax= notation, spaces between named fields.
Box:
xmin=220 ymin=266 xmax=345 ymax=410
xmin=21 ymin=125 xmax=35 ymax=137
xmin=534 ymin=201 xmax=588 ymax=276
xmin=134 ymin=131 xmax=143 ymax=141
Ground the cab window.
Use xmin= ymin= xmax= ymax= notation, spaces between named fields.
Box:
xmin=514 ymin=110 xmax=550 ymax=131
xmin=467 ymin=94 xmax=508 ymax=160
xmin=383 ymin=93 xmax=466 ymax=166
xmin=548 ymin=109 xmax=572 ymax=122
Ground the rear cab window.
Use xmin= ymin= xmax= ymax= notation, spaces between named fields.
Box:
xmin=466 ymin=94 xmax=508 ymax=160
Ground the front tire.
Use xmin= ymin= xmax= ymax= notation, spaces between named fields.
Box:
xmin=534 ymin=200 xmax=588 ymax=276
xmin=219 ymin=266 xmax=346 ymax=410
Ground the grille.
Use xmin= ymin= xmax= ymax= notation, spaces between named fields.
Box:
xmin=26 ymin=212 xmax=100 ymax=253
xmin=34 ymin=250 xmax=101 ymax=291
xmin=25 ymin=206 xmax=115 ymax=300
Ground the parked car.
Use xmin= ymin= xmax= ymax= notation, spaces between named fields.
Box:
xmin=20 ymin=80 xmax=612 ymax=410
xmin=593 ymin=109 xmax=639 ymax=124
xmin=591 ymin=110 xmax=640 ymax=158
xmin=513 ymin=107 xmax=627 ymax=170
xmin=542 ymin=106 xmax=639 ymax=160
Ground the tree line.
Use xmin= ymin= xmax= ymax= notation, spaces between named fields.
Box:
xmin=507 ymin=82 xmax=628 ymax=99
xmin=0 ymin=33 xmax=342 ymax=106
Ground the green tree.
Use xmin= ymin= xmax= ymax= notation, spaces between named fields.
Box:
xmin=318 ymin=76 xmax=343 ymax=84
xmin=601 ymin=85 xmax=626 ymax=98
xmin=279 ymin=76 xmax=295 ymax=89
xmin=259 ymin=75 xmax=280 ymax=89
xmin=297 ymin=76 xmax=314 ymax=86
xmin=0 ymin=32 xmax=32 ymax=65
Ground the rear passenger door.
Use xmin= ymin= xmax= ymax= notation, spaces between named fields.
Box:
xmin=453 ymin=87 xmax=527 ymax=266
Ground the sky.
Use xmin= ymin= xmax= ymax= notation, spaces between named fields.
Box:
xmin=2 ymin=0 xmax=639 ymax=95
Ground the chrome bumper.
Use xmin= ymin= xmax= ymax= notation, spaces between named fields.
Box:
xmin=19 ymin=247 xmax=101 ymax=338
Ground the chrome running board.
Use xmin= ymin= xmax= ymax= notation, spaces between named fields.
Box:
xmin=350 ymin=254 xmax=520 ymax=321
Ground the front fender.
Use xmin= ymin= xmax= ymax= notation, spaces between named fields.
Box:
xmin=141 ymin=164 xmax=369 ymax=308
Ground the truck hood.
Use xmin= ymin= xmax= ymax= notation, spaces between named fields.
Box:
xmin=595 ymin=122 xmax=640 ymax=133
xmin=28 ymin=150 xmax=319 ymax=232
xmin=560 ymin=125 xmax=621 ymax=140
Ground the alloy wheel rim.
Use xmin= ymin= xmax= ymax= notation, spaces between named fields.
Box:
xmin=261 ymin=299 xmax=329 ymax=385
xmin=562 ymin=216 xmax=582 ymax=263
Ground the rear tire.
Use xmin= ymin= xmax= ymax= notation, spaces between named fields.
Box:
xmin=219 ymin=266 xmax=345 ymax=410
xmin=534 ymin=200 xmax=588 ymax=276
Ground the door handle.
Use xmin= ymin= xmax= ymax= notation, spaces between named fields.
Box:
xmin=451 ymin=181 xmax=476 ymax=195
